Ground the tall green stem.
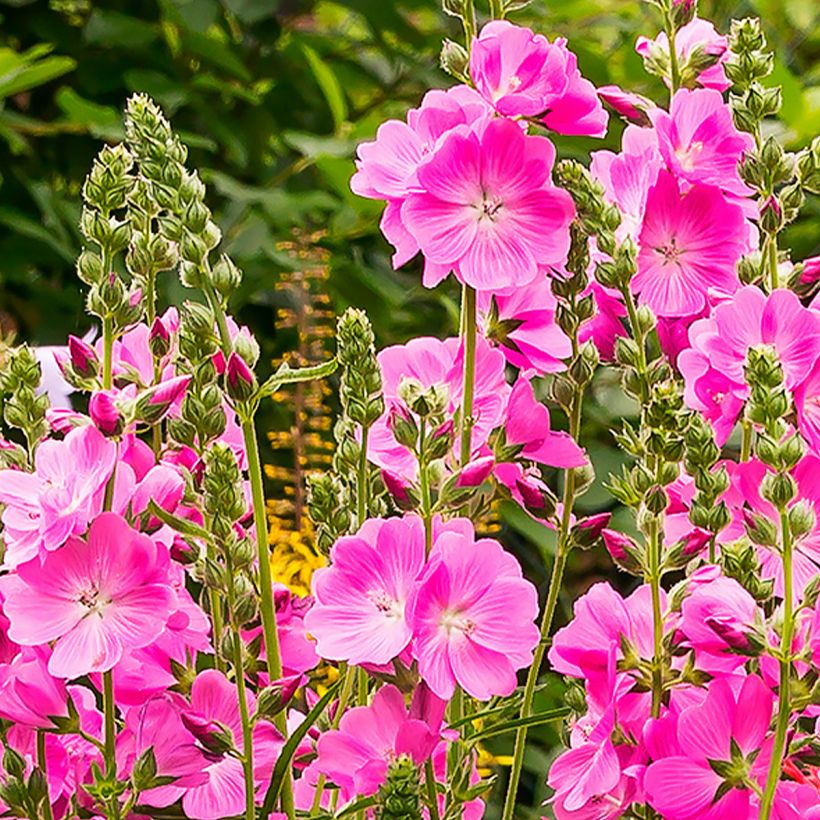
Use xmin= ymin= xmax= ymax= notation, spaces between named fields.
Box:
xmin=357 ymin=426 xmax=369 ymax=528
xmin=36 ymin=731 xmax=54 ymax=820
xmin=459 ymin=285 xmax=477 ymax=468
xmin=502 ymin=354 xmax=584 ymax=820
xmin=204 ymin=281 xmax=295 ymax=819
xmin=419 ymin=419 xmax=433 ymax=554
xmin=767 ymin=234 xmax=780 ymax=292
xmin=740 ymin=419 xmax=753 ymax=462
xmin=102 ymin=316 xmax=114 ymax=391
xmin=102 ymin=670 xmax=120 ymax=820
xmin=225 ymin=550 xmax=256 ymax=820
xmin=647 ymin=515 xmax=664 ymax=717
xmin=666 ymin=15 xmax=681 ymax=94
xmin=760 ymin=509 xmax=794 ymax=819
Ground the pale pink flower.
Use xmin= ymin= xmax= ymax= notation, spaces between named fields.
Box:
xmin=0 ymin=513 xmax=176 ymax=678
xmin=401 ymin=117 xmax=575 ymax=290
xmin=644 ymin=676 xmax=773 ymax=819
xmin=469 ymin=21 xmax=608 ymax=136
xmin=407 ymin=525 xmax=539 ymax=700
xmin=181 ymin=670 xmax=282 ymax=820
xmin=578 ymin=282 xmax=628 ymax=361
xmin=633 ymin=171 xmax=747 ymax=316
xmin=652 ymin=88 xmax=753 ymax=197
xmin=368 ymin=335 xmax=509 ymax=478
xmin=314 ymin=684 xmax=442 ymax=804
xmin=0 ymin=425 xmax=117 ymax=567
xmin=637 ymin=18 xmax=730 ymax=92
xmin=478 ymin=277 xmax=571 ymax=375
xmin=305 ymin=515 xmax=426 ymax=665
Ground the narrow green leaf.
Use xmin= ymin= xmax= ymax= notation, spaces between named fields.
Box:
xmin=146 ymin=500 xmax=211 ymax=541
xmin=301 ymin=45 xmax=348 ymax=131
xmin=259 ymin=357 xmax=337 ymax=398
xmin=260 ymin=680 xmax=341 ymax=816
xmin=467 ymin=707 xmax=571 ymax=742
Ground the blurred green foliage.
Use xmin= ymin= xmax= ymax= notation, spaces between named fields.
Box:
xmin=0 ymin=0 xmax=817 ymax=815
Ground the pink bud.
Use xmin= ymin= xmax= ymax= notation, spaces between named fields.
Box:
xmin=382 ymin=469 xmax=411 ymax=504
xmin=89 ymin=390 xmax=123 ymax=436
xmin=67 ymin=335 xmax=98 ymax=378
xmin=800 ymin=255 xmax=820 ymax=286
xmin=225 ymin=352 xmax=256 ymax=401
xmin=576 ymin=513 xmax=610 ymax=539
xmin=135 ymin=376 xmax=191 ymax=425
xmin=456 ymin=456 xmax=495 ymax=488
xmin=678 ymin=527 xmax=712 ymax=558
xmin=149 ymin=317 xmax=171 ymax=358
xmin=597 ymin=85 xmax=653 ymax=127
xmin=180 ymin=713 xmax=234 ymax=754
xmin=602 ymin=529 xmax=636 ymax=561
xmin=46 ymin=408 xmax=86 ymax=434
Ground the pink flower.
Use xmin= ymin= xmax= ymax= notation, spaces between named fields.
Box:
xmin=633 ymin=171 xmax=747 ymax=316
xmin=0 ymin=647 xmax=68 ymax=728
xmin=579 ymin=283 xmax=628 ymax=360
xmin=637 ymin=18 xmax=730 ymax=92
xmin=651 ymin=88 xmax=753 ymax=197
xmin=407 ymin=525 xmax=539 ymax=700
xmin=644 ymin=676 xmax=773 ymax=819
xmin=119 ymin=695 xmax=208 ymax=808
xmin=305 ymin=515 xmax=426 ymax=665
xmin=314 ymin=684 xmax=442 ymax=804
xmin=597 ymin=84 xmax=654 ymax=126
xmin=690 ymin=286 xmax=820 ymax=390
xmin=0 ymin=513 xmax=176 ymax=678
xmin=795 ymin=358 xmax=820 ymax=452
xmin=501 ymin=378 xmax=587 ymax=470
xmin=89 ymin=390 xmax=124 ymax=436
xmin=368 ymin=335 xmax=509 ymax=478
xmin=680 ymin=575 xmax=761 ymax=673
xmin=401 ymin=117 xmax=575 ymax=290
xmin=0 ymin=425 xmax=117 ymax=567
xmin=478 ymin=276 xmax=571 ymax=375
xmin=469 ymin=21 xmax=608 ymax=136
xmin=67 ymin=335 xmax=98 ymax=378
xmin=181 ymin=670 xmax=282 ymax=820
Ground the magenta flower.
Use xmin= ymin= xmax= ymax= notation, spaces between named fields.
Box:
xmin=368 ymin=335 xmax=509 ymax=478
xmin=652 ymin=88 xmax=753 ymax=197
xmin=0 ymin=424 xmax=117 ymax=567
xmin=644 ymin=676 xmax=773 ymax=819
xmin=401 ymin=117 xmax=575 ymax=291
xmin=181 ymin=670 xmax=282 ymax=820
xmin=578 ymin=282 xmax=628 ymax=361
xmin=468 ymin=21 xmax=607 ymax=135
xmin=0 ymin=647 xmax=68 ymax=729
xmin=478 ymin=277 xmax=571 ymax=375
xmin=305 ymin=515 xmax=426 ymax=665
xmin=407 ymin=526 xmax=539 ymax=700
xmin=314 ymin=684 xmax=442 ymax=804
xmin=89 ymin=390 xmax=124 ymax=436
xmin=633 ymin=170 xmax=747 ymax=316
xmin=0 ymin=513 xmax=176 ymax=678
xmin=637 ymin=18 xmax=730 ymax=92
xmin=502 ymin=377 xmax=587 ymax=470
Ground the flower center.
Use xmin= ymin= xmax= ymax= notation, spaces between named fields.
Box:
xmin=78 ymin=586 xmax=108 ymax=616
xmin=475 ymin=192 xmax=504 ymax=224
xmin=657 ymin=237 xmax=684 ymax=264
xmin=439 ymin=609 xmax=476 ymax=637
xmin=367 ymin=589 xmax=403 ymax=619
xmin=675 ymin=140 xmax=703 ymax=172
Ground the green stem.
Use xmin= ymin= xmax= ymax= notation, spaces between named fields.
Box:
xmin=419 ymin=419 xmax=433 ymax=554
xmin=102 ymin=316 xmax=114 ymax=391
xmin=760 ymin=509 xmax=794 ymax=819
xmin=459 ymin=285 xmax=477 ymax=468
xmin=102 ymin=670 xmax=120 ymax=820
xmin=358 ymin=426 xmax=369 ymax=528
xmin=648 ymin=515 xmax=664 ymax=717
xmin=741 ymin=418 xmax=753 ymax=462
xmin=425 ymin=758 xmax=441 ymax=820
xmin=666 ymin=14 xmax=681 ymax=94
xmin=225 ymin=551 xmax=256 ymax=820
xmin=767 ymin=233 xmax=779 ymax=292
xmin=202 ymin=280 xmax=295 ymax=819
xmin=488 ymin=0 xmax=503 ymax=19
xmin=36 ymin=731 xmax=54 ymax=820
xmin=502 ymin=366 xmax=584 ymax=820
xmin=461 ymin=0 xmax=477 ymax=43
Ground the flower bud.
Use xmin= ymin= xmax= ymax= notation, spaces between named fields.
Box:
xmin=426 ymin=419 xmax=454 ymax=460
xmin=67 ymin=335 xmax=99 ymax=379
xmin=256 ymin=675 xmax=302 ymax=719
xmin=456 ymin=456 xmax=494 ymax=488
xmin=602 ymin=529 xmax=643 ymax=574
xmin=135 ymin=375 xmax=191 ymax=425
xmin=180 ymin=713 xmax=235 ymax=755
xmin=382 ymin=469 xmax=416 ymax=509
xmin=743 ymin=508 xmax=779 ymax=547
xmin=89 ymin=390 xmax=124 ymax=436
xmin=225 ymin=352 xmax=258 ymax=402
xmin=760 ymin=195 xmax=783 ymax=234
xmin=388 ymin=403 xmax=418 ymax=450
xmin=440 ymin=39 xmax=469 ymax=81
xmin=149 ymin=317 xmax=171 ymax=358
xmin=570 ymin=512 xmax=611 ymax=550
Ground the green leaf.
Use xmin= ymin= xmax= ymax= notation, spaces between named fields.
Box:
xmin=0 ymin=206 xmax=75 ymax=263
xmin=0 ymin=49 xmax=76 ymax=99
xmin=260 ymin=680 xmax=341 ymax=816
xmin=258 ymin=357 xmax=338 ymax=399
xmin=55 ymin=88 xmax=122 ymax=139
xmin=146 ymin=501 xmax=212 ymax=541
xmin=467 ymin=707 xmax=571 ymax=742
xmin=301 ymin=44 xmax=348 ymax=131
